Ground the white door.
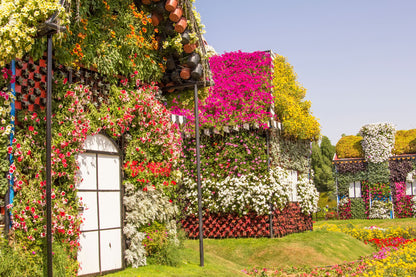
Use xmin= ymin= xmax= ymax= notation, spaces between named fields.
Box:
xmin=77 ymin=134 xmax=123 ymax=276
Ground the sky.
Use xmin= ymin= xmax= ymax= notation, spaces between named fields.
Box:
xmin=194 ymin=0 xmax=416 ymax=145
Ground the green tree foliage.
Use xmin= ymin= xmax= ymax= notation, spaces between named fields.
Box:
xmin=312 ymin=136 xmax=335 ymax=192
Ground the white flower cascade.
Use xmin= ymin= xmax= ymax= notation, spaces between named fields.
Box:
xmin=123 ymin=182 xmax=178 ymax=268
xmin=359 ymin=122 xmax=396 ymax=163
xmin=182 ymin=167 xmax=319 ymax=216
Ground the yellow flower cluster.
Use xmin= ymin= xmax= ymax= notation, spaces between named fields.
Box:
xmin=0 ymin=92 xmax=13 ymax=137
xmin=393 ymin=129 xmax=416 ymax=155
xmin=335 ymin=135 xmax=364 ymax=158
xmin=364 ymin=241 xmax=416 ymax=277
xmin=272 ymin=55 xmax=320 ymax=141
xmin=0 ymin=0 xmax=67 ymax=66
xmin=315 ymin=223 xmax=415 ymax=241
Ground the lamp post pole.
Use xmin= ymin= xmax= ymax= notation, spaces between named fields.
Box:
xmin=193 ymin=83 xmax=204 ymax=267
xmin=46 ymin=33 xmax=53 ymax=277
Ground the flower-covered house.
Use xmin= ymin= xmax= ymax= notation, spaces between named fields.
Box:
xmin=333 ymin=122 xmax=416 ymax=220
xmin=169 ymin=51 xmax=321 ymax=238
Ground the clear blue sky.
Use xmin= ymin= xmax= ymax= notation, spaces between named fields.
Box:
xmin=194 ymin=0 xmax=416 ymax=145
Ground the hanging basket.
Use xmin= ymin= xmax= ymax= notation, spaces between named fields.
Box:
xmin=169 ymin=7 xmax=183 ymax=22
xmin=165 ymin=0 xmax=178 ymax=12
xmin=183 ymin=43 xmax=197 ymax=54
xmin=180 ymin=67 xmax=191 ymax=80
xmin=174 ymin=17 xmax=187 ymax=33
xmin=191 ymin=63 xmax=203 ymax=80
xmin=142 ymin=0 xmax=151 ymax=4
xmin=151 ymin=13 xmax=163 ymax=26
xmin=187 ymin=52 xmax=200 ymax=68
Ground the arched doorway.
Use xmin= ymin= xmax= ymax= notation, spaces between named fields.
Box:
xmin=76 ymin=134 xmax=123 ymax=276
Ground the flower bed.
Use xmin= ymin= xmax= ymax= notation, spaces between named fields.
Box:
xmin=181 ymin=203 xmax=312 ymax=239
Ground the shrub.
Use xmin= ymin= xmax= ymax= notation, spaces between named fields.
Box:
xmin=335 ymin=135 xmax=364 ymax=159
xmin=393 ymin=129 xmax=416 ymax=155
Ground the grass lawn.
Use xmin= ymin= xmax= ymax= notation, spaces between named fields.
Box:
xmin=105 ymin=225 xmax=380 ymax=276
xmin=105 ymin=218 xmax=416 ymax=276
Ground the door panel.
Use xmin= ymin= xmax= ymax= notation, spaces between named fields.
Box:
xmin=77 ymin=153 xmax=97 ymax=190
xmin=78 ymin=191 xmax=98 ymax=231
xmin=100 ymin=229 xmax=123 ymax=272
xmin=99 ymin=191 xmax=121 ymax=230
xmin=78 ymin=231 xmax=100 ymax=275
xmin=98 ymin=154 xmax=120 ymax=190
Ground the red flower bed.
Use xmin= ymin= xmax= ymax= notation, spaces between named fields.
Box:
xmin=181 ymin=203 xmax=312 ymax=238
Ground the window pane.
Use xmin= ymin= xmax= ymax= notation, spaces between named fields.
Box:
xmin=355 ymin=181 xmax=361 ymax=198
xmin=406 ymin=182 xmax=412 ymax=195
xmin=349 ymin=182 xmax=355 ymax=198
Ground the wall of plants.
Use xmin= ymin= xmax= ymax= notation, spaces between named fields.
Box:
xmin=0 ymin=0 xmax=212 ymax=273
xmin=5 ymin=73 xmax=183 ymax=272
xmin=177 ymin=51 xmax=319 ymax=238
xmin=335 ymin=123 xmax=416 ymax=219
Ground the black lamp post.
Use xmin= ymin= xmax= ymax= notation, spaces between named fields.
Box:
xmin=37 ymin=5 xmax=66 ymax=276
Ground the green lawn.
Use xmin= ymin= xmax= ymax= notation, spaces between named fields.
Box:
xmin=105 ymin=218 xmax=416 ymax=276
xmin=105 ymin=226 xmax=378 ymax=276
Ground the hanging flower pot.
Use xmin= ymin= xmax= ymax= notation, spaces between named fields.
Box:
xmin=166 ymin=56 xmax=176 ymax=71
xmin=183 ymin=43 xmax=197 ymax=54
xmin=171 ymin=70 xmax=182 ymax=83
xmin=165 ymin=0 xmax=178 ymax=12
xmin=186 ymin=52 xmax=200 ymax=68
xmin=174 ymin=17 xmax=187 ymax=33
xmin=164 ymin=21 xmax=175 ymax=36
xmin=154 ymin=1 xmax=167 ymax=14
xmin=169 ymin=6 xmax=183 ymax=22
xmin=152 ymin=0 xmax=161 ymax=2
xmin=180 ymin=67 xmax=191 ymax=80
xmin=142 ymin=0 xmax=151 ymax=4
xmin=191 ymin=63 xmax=203 ymax=80
xmin=181 ymin=29 xmax=191 ymax=44
xmin=151 ymin=13 xmax=163 ymax=26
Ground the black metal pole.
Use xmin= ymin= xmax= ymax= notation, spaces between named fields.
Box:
xmin=193 ymin=83 xmax=204 ymax=267
xmin=46 ymin=33 xmax=53 ymax=277
xmin=266 ymin=130 xmax=273 ymax=238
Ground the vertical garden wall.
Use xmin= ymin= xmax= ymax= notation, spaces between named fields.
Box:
xmin=334 ymin=123 xmax=416 ymax=220
xmin=0 ymin=0 xmax=209 ymax=275
xmin=172 ymin=51 xmax=320 ymax=238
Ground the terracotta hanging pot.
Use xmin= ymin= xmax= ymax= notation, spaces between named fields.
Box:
xmin=169 ymin=6 xmax=183 ymax=22
xmin=165 ymin=0 xmax=178 ymax=12
xmin=183 ymin=43 xmax=197 ymax=54
xmin=174 ymin=17 xmax=187 ymax=33
xmin=180 ymin=67 xmax=191 ymax=80
xmin=152 ymin=0 xmax=161 ymax=2
xmin=151 ymin=13 xmax=163 ymax=26
xmin=142 ymin=0 xmax=151 ymax=4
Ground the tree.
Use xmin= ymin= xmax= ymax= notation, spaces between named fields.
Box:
xmin=311 ymin=136 xmax=335 ymax=192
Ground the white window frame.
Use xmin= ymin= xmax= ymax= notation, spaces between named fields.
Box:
xmin=406 ymin=180 xmax=416 ymax=196
xmin=348 ymin=181 xmax=361 ymax=198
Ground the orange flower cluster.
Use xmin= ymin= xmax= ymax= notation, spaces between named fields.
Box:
xmin=72 ymin=43 xmax=84 ymax=59
xmin=102 ymin=0 xmax=110 ymax=11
